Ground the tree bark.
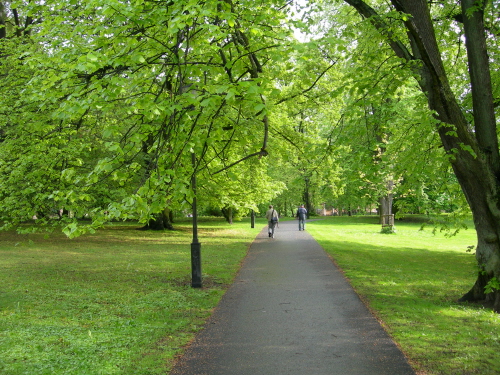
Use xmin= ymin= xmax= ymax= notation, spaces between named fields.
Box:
xmin=379 ymin=180 xmax=394 ymax=228
xmin=460 ymin=0 xmax=499 ymax=175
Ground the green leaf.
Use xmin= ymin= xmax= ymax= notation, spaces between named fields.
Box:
xmin=87 ymin=52 xmax=99 ymax=62
xmin=254 ymin=103 xmax=266 ymax=112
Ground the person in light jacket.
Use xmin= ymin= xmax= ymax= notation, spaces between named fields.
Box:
xmin=265 ymin=205 xmax=279 ymax=238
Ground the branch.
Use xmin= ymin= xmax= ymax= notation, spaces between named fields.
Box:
xmin=276 ymin=62 xmax=337 ymax=105
xmin=213 ymin=149 xmax=268 ymax=175
xmin=271 ymin=128 xmax=302 ymax=151
xmin=343 ymin=0 xmax=413 ymax=61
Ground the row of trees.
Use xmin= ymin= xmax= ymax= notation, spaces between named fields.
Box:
xmin=1 ymin=1 xmax=499 ymax=309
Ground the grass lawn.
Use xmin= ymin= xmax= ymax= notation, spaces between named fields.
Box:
xmin=307 ymin=215 xmax=500 ymax=375
xmin=2 ymin=215 xmax=500 ymax=374
xmin=0 ymin=218 xmax=264 ymax=375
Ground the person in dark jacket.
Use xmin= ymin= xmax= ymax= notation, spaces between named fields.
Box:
xmin=296 ymin=204 xmax=307 ymax=231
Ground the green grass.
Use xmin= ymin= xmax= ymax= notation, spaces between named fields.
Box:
xmin=3 ymin=215 xmax=500 ymax=374
xmin=307 ymin=215 xmax=500 ymax=375
xmin=0 ymin=219 xmax=264 ymax=375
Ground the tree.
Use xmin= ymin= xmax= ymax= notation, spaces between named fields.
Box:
xmin=1 ymin=0 xmax=343 ymax=236
xmin=0 ymin=0 xmax=296 ymax=233
xmin=199 ymin=156 xmax=285 ymax=223
xmin=335 ymin=0 xmax=500 ymax=309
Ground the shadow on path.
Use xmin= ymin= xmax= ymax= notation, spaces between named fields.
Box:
xmin=170 ymin=220 xmax=415 ymax=375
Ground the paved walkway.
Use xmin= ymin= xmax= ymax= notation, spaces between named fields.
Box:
xmin=170 ymin=220 xmax=415 ymax=375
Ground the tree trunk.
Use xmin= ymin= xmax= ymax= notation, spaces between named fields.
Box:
xmin=221 ymin=207 xmax=233 ymax=224
xmin=0 ymin=2 xmax=6 ymax=40
xmin=303 ymin=176 xmax=311 ymax=218
xmin=379 ymin=197 xmax=391 ymax=222
xmin=379 ymin=179 xmax=394 ymax=224
xmin=141 ymin=208 xmax=174 ymax=230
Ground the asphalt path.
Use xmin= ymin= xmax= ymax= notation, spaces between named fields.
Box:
xmin=170 ymin=220 xmax=416 ymax=375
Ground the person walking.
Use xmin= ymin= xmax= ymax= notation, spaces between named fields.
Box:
xmin=265 ymin=205 xmax=279 ymax=238
xmin=296 ymin=204 xmax=307 ymax=231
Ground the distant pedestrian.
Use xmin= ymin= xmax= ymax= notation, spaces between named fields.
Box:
xmin=296 ymin=204 xmax=307 ymax=231
xmin=265 ymin=205 xmax=279 ymax=238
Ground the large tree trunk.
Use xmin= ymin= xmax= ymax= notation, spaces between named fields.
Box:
xmin=221 ymin=207 xmax=233 ymax=224
xmin=345 ymin=0 xmax=500 ymax=310
xmin=141 ymin=208 xmax=174 ymax=230
xmin=379 ymin=180 xmax=394 ymax=229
